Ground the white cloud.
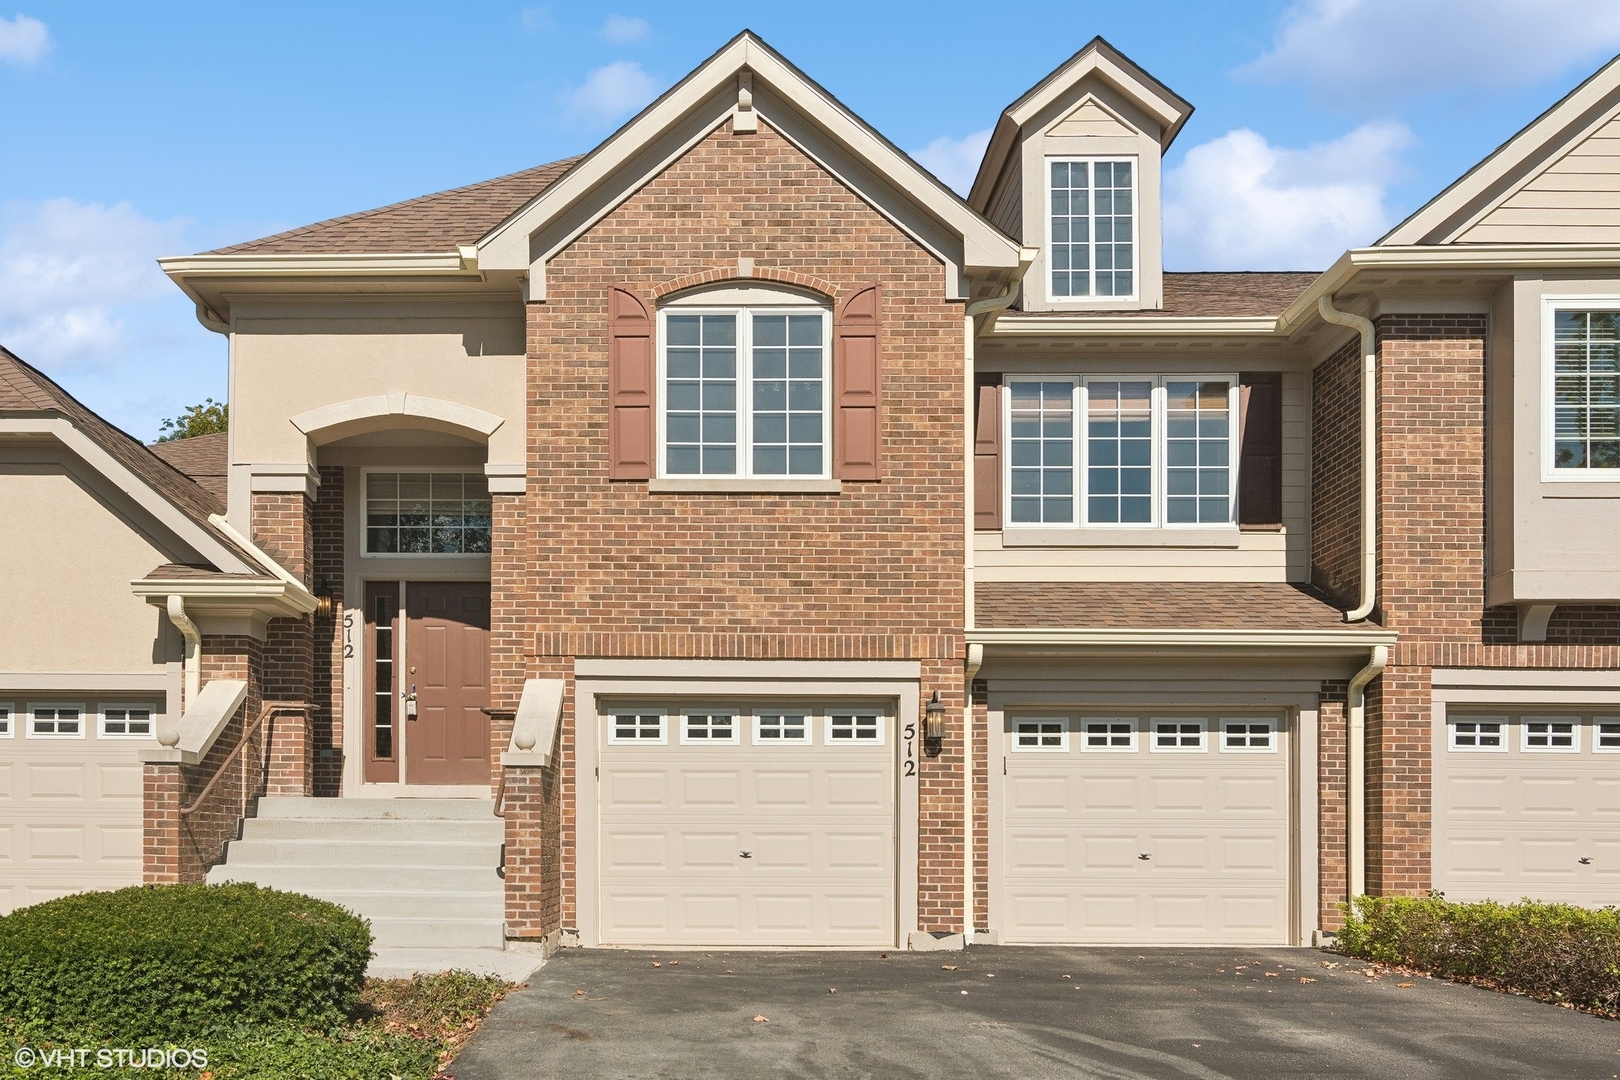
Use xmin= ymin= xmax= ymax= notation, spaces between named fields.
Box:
xmin=0 ymin=13 xmax=51 ymax=67
xmin=519 ymin=7 xmax=553 ymax=33
xmin=599 ymin=15 xmax=650 ymax=45
xmin=567 ymin=60 xmax=659 ymax=126
xmin=1162 ymin=121 xmax=1414 ymax=270
xmin=911 ymin=129 xmax=992 ymax=197
xmin=1241 ymin=0 xmax=1620 ymax=107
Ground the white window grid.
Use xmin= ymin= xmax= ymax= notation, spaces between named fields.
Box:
xmin=827 ymin=713 xmax=885 ymax=745
xmin=28 ymin=703 xmax=85 ymax=739
xmin=1079 ymin=718 xmax=1137 ymax=752
xmin=360 ymin=469 xmax=493 ymax=557
xmin=680 ymin=712 xmax=740 ymax=745
xmin=0 ymin=703 xmax=11 ymax=738
xmin=1521 ymin=716 xmax=1580 ymax=753
xmin=1046 ymin=156 xmax=1138 ymax=300
xmin=1450 ymin=718 xmax=1507 ymax=752
xmin=99 ymin=704 xmax=156 ymax=739
xmin=1002 ymin=377 xmax=1239 ymax=529
xmin=608 ymin=713 xmax=666 ymax=745
xmin=657 ymin=306 xmax=833 ymax=480
xmin=1011 ymin=718 xmax=1069 ymax=752
xmin=1151 ymin=717 xmax=1208 ymax=752
xmin=1221 ymin=718 xmax=1277 ymax=753
xmin=753 ymin=713 xmax=812 ymax=745
xmin=1596 ymin=719 xmax=1620 ymax=753
xmin=1541 ymin=299 xmax=1620 ymax=481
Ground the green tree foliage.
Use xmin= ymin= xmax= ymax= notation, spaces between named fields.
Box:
xmin=156 ymin=397 xmax=229 ymax=441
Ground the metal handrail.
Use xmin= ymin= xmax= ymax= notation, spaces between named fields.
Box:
xmin=179 ymin=700 xmax=311 ymax=817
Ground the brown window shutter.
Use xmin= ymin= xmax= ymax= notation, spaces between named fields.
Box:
xmin=834 ymin=283 xmax=882 ymax=481
xmin=1237 ymin=371 xmax=1283 ymax=529
xmin=608 ymin=286 xmax=654 ymax=480
xmin=974 ymin=378 xmax=1002 ymax=530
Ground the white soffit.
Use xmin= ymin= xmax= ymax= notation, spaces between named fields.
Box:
xmin=476 ymin=32 xmax=1020 ymax=290
xmin=1380 ymin=52 xmax=1620 ymax=246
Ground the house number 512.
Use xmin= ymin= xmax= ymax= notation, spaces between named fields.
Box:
xmin=903 ymin=722 xmax=916 ymax=777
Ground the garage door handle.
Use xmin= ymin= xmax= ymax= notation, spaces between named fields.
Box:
xmin=1138 ymin=853 xmax=1151 ymax=861
xmin=740 ymin=851 xmax=753 ymax=859
xmin=1580 ymin=856 xmax=1593 ymax=865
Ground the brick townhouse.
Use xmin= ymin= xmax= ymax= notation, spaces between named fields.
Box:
xmin=3 ymin=32 xmax=1618 ymax=965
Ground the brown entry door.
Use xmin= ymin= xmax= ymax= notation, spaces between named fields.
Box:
xmin=404 ymin=582 xmax=491 ymax=785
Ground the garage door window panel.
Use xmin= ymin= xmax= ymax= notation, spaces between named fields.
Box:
xmin=29 ymin=705 xmax=84 ymax=739
xmin=1081 ymin=718 xmax=1137 ymax=751
xmin=1221 ymin=719 xmax=1276 ymax=752
xmin=681 ymin=712 xmax=739 ymax=745
xmin=1152 ymin=718 xmax=1207 ymax=752
xmin=0 ymin=704 xmax=11 ymax=738
xmin=827 ymin=713 xmax=884 ymax=744
xmin=1013 ymin=718 xmax=1069 ymax=751
xmin=99 ymin=706 xmax=154 ymax=738
xmin=754 ymin=713 xmax=811 ymax=744
xmin=1451 ymin=718 xmax=1507 ymax=751
xmin=1596 ymin=720 xmax=1620 ymax=752
xmin=610 ymin=713 xmax=666 ymax=745
xmin=1523 ymin=718 xmax=1580 ymax=752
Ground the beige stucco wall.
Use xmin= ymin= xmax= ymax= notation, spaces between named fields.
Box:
xmin=0 ymin=464 xmax=178 ymax=674
xmin=1488 ymin=275 xmax=1620 ymax=603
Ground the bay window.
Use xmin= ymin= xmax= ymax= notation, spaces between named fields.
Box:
xmin=1006 ymin=376 xmax=1237 ymax=528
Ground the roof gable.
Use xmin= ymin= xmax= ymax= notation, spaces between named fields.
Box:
xmin=1381 ymin=52 xmax=1620 ymax=246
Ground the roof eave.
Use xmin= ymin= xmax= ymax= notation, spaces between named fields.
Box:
xmin=968 ymin=627 xmax=1398 ymax=652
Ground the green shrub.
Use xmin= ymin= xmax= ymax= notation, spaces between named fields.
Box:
xmin=0 ymin=884 xmax=372 ymax=1042
xmin=1339 ymin=894 xmax=1620 ymax=1015
xmin=359 ymin=970 xmax=511 ymax=1037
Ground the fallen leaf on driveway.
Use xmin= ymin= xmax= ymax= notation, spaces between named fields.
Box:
xmin=1397 ymin=982 xmax=1414 ymax=989
xmin=651 ymin=962 xmax=661 ymax=968
xmin=986 ymin=974 xmax=995 ymax=978
xmin=574 ymin=989 xmax=586 ymax=996
xmin=1264 ymin=972 xmax=1280 ymax=978
xmin=828 ymin=988 xmax=836 ymax=994
xmin=754 ymin=1015 xmax=769 ymax=1023
xmin=1299 ymin=977 xmax=1317 ymax=984
xmin=960 ymin=990 xmax=969 ymax=996
xmin=1061 ymin=974 xmax=1071 ymax=980
xmin=669 ymin=961 xmax=679 ymax=966
xmin=941 ymin=965 xmax=957 ymax=971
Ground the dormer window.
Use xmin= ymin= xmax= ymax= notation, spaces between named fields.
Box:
xmin=1048 ymin=158 xmax=1136 ymax=300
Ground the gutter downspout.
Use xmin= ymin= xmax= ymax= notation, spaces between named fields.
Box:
xmin=1346 ymin=644 xmax=1388 ymax=903
xmin=961 ymin=248 xmax=1035 ymax=946
xmin=1317 ymin=295 xmax=1377 ymax=623
xmin=165 ymin=595 xmax=202 ymax=718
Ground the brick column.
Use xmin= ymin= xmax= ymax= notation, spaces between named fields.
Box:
xmin=266 ymin=710 xmax=312 ymax=797
xmin=143 ymin=764 xmax=183 ymax=883
xmin=1317 ymin=683 xmax=1349 ymax=929
xmin=253 ymin=491 xmax=316 ymax=797
xmin=917 ymin=656 xmax=965 ymax=934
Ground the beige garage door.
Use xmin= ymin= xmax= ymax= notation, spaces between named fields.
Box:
xmin=1000 ymin=713 xmax=1290 ymax=945
xmin=0 ymin=701 xmax=152 ymax=915
xmin=598 ymin=706 xmax=894 ymax=946
xmin=1435 ymin=712 xmax=1620 ymax=906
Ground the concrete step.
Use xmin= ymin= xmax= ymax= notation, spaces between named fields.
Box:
xmin=370 ymin=916 xmax=506 ymax=950
xmin=242 ymin=816 xmax=503 ymax=843
xmin=255 ymin=796 xmax=495 ymax=821
xmin=368 ymin=947 xmax=544 ymax=982
xmin=221 ymin=838 xmax=501 ymax=868
xmin=206 ymin=864 xmax=502 ymax=894
xmin=262 ymin=890 xmax=505 ymax=920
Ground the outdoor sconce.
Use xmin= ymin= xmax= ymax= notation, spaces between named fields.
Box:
xmin=924 ymin=690 xmax=947 ymax=740
xmin=313 ymin=582 xmax=334 ymax=618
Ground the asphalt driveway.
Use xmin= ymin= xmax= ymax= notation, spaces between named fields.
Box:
xmin=447 ymin=946 xmax=1620 ymax=1079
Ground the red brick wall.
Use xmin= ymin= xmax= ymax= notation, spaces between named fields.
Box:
xmin=252 ymin=492 xmax=315 ymax=795
xmin=511 ymin=119 xmax=967 ymax=937
xmin=1317 ymin=684 xmax=1348 ymax=930
xmin=1311 ymin=334 xmax=1363 ymax=607
xmin=312 ymin=466 xmax=345 ymax=796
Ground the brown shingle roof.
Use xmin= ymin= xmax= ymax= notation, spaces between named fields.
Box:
xmin=148 ymin=430 xmax=228 ymax=502
xmin=206 ymin=158 xmax=581 ymax=255
xmin=1000 ymin=271 xmax=1320 ymax=320
xmin=976 ymin=582 xmax=1368 ymax=631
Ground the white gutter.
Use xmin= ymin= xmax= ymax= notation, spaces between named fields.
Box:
xmin=961 ymin=250 xmax=1036 ymax=948
xmin=967 ymin=627 xmax=1397 ymax=650
xmin=1317 ymin=295 xmax=1378 ymax=623
xmin=1346 ymin=644 xmax=1389 ymax=901
xmin=206 ymin=513 xmax=319 ymax=611
xmin=164 ymin=595 xmax=201 ymax=715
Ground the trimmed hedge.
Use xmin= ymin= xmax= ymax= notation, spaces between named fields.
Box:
xmin=1338 ymin=894 xmax=1620 ymax=1015
xmin=0 ymin=884 xmax=372 ymax=1042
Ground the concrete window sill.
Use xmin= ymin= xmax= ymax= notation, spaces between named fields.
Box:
xmin=998 ymin=528 xmax=1246 ymax=549
xmin=647 ymin=478 xmax=843 ymax=494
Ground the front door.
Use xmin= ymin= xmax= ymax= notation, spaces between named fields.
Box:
xmin=403 ymin=582 xmax=491 ymax=785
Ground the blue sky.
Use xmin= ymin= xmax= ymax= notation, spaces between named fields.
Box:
xmin=4 ymin=0 xmax=1620 ymax=440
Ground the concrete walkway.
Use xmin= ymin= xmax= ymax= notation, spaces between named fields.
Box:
xmin=448 ymin=946 xmax=1620 ymax=1079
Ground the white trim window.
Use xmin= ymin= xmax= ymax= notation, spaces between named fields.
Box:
xmin=364 ymin=471 xmax=491 ymax=555
xmin=660 ymin=308 xmax=831 ymax=478
xmin=100 ymin=705 xmax=155 ymax=738
xmin=1080 ymin=718 xmax=1137 ymax=752
xmin=1596 ymin=719 xmax=1620 ymax=752
xmin=1450 ymin=718 xmax=1507 ymax=751
xmin=1152 ymin=717 xmax=1207 ymax=752
xmin=0 ymin=703 xmax=12 ymax=738
xmin=753 ymin=713 xmax=811 ymax=745
xmin=608 ymin=713 xmax=666 ymax=745
xmin=1546 ymin=303 xmax=1620 ymax=477
xmin=1004 ymin=376 xmax=1237 ymax=528
xmin=1521 ymin=717 xmax=1579 ymax=752
xmin=827 ymin=713 xmax=884 ymax=744
xmin=1012 ymin=718 xmax=1068 ymax=751
xmin=1221 ymin=718 xmax=1277 ymax=752
xmin=1048 ymin=157 xmax=1136 ymax=299
xmin=681 ymin=712 xmax=739 ymax=745
xmin=29 ymin=704 xmax=84 ymax=738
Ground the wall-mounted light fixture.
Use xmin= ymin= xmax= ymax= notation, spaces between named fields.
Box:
xmin=314 ymin=579 xmax=334 ymax=617
xmin=925 ymin=690 xmax=947 ymax=740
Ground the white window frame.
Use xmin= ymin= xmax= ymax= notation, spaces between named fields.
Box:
xmin=359 ymin=468 xmax=494 ymax=558
xmin=1150 ymin=716 xmax=1208 ymax=753
xmin=1002 ymin=376 xmax=1240 ymax=529
xmin=0 ymin=703 xmax=12 ymax=738
xmin=99 ymin=703 xmax=157 ymax=739
xmin=657 ymin=306 xmax=833 ymax=480
xmin=1541 ymin=297 xmax=1620 ymax=483
xmin=826 ymin=712 xmax=886 ymax=745
xmin=1449 ymin=717 xmax=1508 ymax=752
xmin=1078 ymin=717 xmax=1138 ymax=753
xmin=1220 ymin=717 xmax=1278 ymax=753
xmin=1521 ymin=715 xmax=1581 ymax=753
xmin=28 ymin=703 xmax=86 ymax=739
xmin=606 ymin=712 xmax=667 ymax=745
xmin=1045 ymin=156 xmax=1140 ymax=303
xmin=1595 ymin=718 xmax=1620 ymax=753
xmin=752 ymin=712 xmax=813 ymax=746
xmin=679 ymin=709 xmax=741 ymax=746
xmin=1010 ymin=717 xmax=1070 ymax=752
